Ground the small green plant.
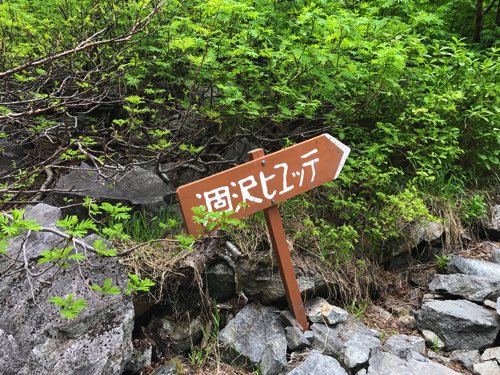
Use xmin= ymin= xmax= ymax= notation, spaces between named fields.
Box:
xmin=188 ymin=346 xmax=205 ymax=367
xmin=91 ymin=239 xmax=117 ymax=257
xmin=122 ymin=208 xmax=180 ymax=242
xmin=346 ymin=299 xmax=370 ymax=319
xmin=38 ymin=246 xmax=85 ymax=268
xmin=435 ymin=254 xmax=451 ymax=273
xmin=460 ymin=193 xmax=488 ymax=222
xmin=90 ymin=278 xmax=121 ymax=296
xmin=125 ymin=273 xmax=155 ymax=295
xmin=56 ymin=216 xmax=97 ymax=237
xmin=192 ymin=205 xmax=246 ymax=234
xmin=1 ymin=209 xmax=41 ymax=254
xmin=430 ymin=334 xmax=444 ymax=352
xmin=175 ymin=234 xmax=197 ymax=251
xmin=49 ymin=294 xmax=88 ymax=319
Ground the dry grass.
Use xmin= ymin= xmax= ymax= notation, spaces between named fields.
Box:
xmin=119 ymin=239 xmax=191 ymax=303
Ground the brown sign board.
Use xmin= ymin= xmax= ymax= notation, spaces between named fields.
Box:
xmin=176 ymin=134 xmax=350 ymax=235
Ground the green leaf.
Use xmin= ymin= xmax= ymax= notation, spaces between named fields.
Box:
xmin=90 ymin=278 xmax=121 ymax=295
xmin=49 ymin=294 xmax=87 ymax=319
xmin=126 ymin=273 xmax=155 ymax=295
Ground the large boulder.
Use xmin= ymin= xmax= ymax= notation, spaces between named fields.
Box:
xmin=415 ymin=300 xmax=500 ymax=351
xmin=217 ymin=304 xmax=287 ymax=375
xmin=428 ymin=274 xmax=500 ymax=302
xmin=310 ymin=316 xmax=382 ymax=370
xmin=287 ymin=350 xmax=348 ymax=375
xmin=366 ymin=350 xmax=460 ymax=375
xmin=0 ymin=204 xmax=134 ymax=375
xmin=45 ymin=162 xmax=174 ymax=213
xmin=447 ymin=256 xmax=500 ymax=280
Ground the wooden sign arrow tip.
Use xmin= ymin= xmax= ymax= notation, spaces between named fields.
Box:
xmin=323 ymin=134 xmax=351 ymax=179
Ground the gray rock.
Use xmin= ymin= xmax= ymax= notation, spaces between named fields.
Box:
xmin=304 ymin=330 xmax=315 ymax=341
xmin=5 ymin=203 xmax=65 ymax=260
xmin=427 ymin=350 xmax=451 ymax=365
xmin=365 ymin=305 xmax=392 ymax=323
xmin=223 ymin=137 xmax=257 ymax=164
xmin=152 ymin=362 xmax=182 ymax=375
xmin=260 ymin=336 xmax=287 ymax=375
xmin=147 ymin=314 xmax=204 ymax=353
xmin=421 ymin=330 xmax=445 ymax=350
xmin=126 ymin=340 xmax=153 ymax=372
xmin=217 ymin=304 xmax=286 ymax=372
xmin=497 ymin=297 xmax=500 ymax=316
xmin=484 ymin=204 xmax=500 ymax=240
xmin=238 ymin=261 xmax=326 ymax=305
xmin=287 ymin=350 xmax=348 ymax=375
xmin=310 ymin=316 xmax=381 ymax=369
xmin=492 ymin=248 xmax=500 ymax=264
xmin=383 ymin=334 xmax=425 ymax=358
xmin=447 ymin=256 xmax=500 ymax=280
xmin=286 ymin=326 xmax=310 ymax=351
xmin=473 ymin=361 xmax=500 ymax=375
xmin=387 ymin=222 xmax=444 ymax=269
xmin=398 ymin=315 xmax=416 ymax=329
xmin=423 ymin=293 xmax=445 ymax=303
xmin=356 ymin=370 xmax=368 ymax=375
xmin=0 ymin=212 xmax=134 ymax=375
xmin=305 ymin=297 xmax=348 ymax=325
xmin=416 ymin=300 xmax=500 ymax=350
xmin=481 ymin=347 xmax=500 ymax=361
xmin=485 ymin=299 xmax=497 ymax=310
xmin=0 ymin=140 xmax=25 ymax=176
xmin=449 ymin=350 xmax=481 ymax=371
xmin=481 ymin=242 xmax=500 ymax=263
xmin=367 ymin=350 xmax=460 ymax=375
xmin=46 ymin=162 xmax=174 ymax=213
xmin=204 ymin=262 xmax=235 ymax=302
xmin=411 ymin=221 xmax=444 ymax=247
xmin=280 ymin=310 xmax=302 ymax=329
xmin=428 ymin=274 xmax=500 ymax=302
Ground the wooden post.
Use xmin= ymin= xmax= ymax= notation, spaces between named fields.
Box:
xmin=248 ymin=149 xmax=309 ymax=331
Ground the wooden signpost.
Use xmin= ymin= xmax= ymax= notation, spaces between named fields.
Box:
xmin=176 ymin=134 xmax=350 ymax=330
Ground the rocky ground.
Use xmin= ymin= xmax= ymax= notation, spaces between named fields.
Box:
xmin=1 ymin=157 xmax=500 ymax=375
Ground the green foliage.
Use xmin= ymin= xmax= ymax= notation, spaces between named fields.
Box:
xmin=38 ymin=246 xmax=85 ymax=268
xmin=122 ymin=209 xmax=181 ymax=242
xmin=1 ymin=209 xmax=41 ymax=237
xmin=92 ymin=239 xmax=117 ymax=257
xmin=175 ymin=234 xmax=197 ymax=251
xmin=49 ymin=294 xmax=88 ymax=320
xmin=56 ymin=216 xmax=97 ymax=238
xmin=192 ymin=205 xmax=246 ymax=234
xmin=126 ymin=273 xmax=155 ymax=295
xmin=83 ymin=199 xmax=133 ymax=240
xmin=346 ymin=299 xmax=370 ymax=319
xmin=90 ymin=278 xmax=121 ymax=296
xmin=460 ymin=193 xmax=488 ymax=222
xmin=435 ymin=254 xmax=452 ymax=273
xmin=1 ymin=0 xmax=499 ymax=314
xmin=1 ymin=209 xmax=41 ymax=254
